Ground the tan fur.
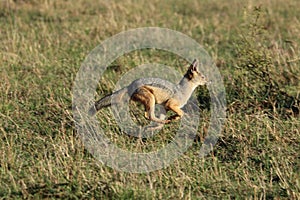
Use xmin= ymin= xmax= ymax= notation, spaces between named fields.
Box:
xmin=90 ymin=59 xmax=208 ymax=123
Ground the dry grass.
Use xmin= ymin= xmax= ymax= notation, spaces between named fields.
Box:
xmin=0 ymin=0 xmax=299 ymax=199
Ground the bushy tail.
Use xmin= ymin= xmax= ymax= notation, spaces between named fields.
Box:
xmin=88 ymin=88 xmax=127 ymax=116
xmin=95 ymin=94 xmax=112 ymax=109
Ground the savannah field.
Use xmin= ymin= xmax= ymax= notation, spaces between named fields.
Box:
xmin=0 ymin=0 xmax=299 ymax=199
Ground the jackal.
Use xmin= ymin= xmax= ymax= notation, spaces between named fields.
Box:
xmin=89 ymin=59 xmax=208 ymax=123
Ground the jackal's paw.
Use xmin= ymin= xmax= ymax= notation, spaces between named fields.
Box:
xmin=144 ymin=112 xmax=150 ymax=120
xmin=163 ymin=119 xmax=171 ymax=124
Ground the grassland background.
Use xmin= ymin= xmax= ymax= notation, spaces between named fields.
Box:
xmin=0 ymin=0 xmax=299 ymax=199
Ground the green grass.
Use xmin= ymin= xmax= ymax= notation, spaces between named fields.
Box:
xmin=0 ymin=0 xmax=299 ymax=199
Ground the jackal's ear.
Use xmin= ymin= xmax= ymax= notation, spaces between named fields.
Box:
xmin=189 ymin=59 xmax=199 ymax=72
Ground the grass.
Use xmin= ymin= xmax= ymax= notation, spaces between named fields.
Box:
xmin=0 ymin=0 xmax=299 ymax=199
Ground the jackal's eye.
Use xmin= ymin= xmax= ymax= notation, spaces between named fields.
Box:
xmin=201 ymin=75 xmax=205 ymax=79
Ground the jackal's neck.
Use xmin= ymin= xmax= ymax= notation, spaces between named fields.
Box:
xmin=176 ymin=76 xmax=198 ymax=101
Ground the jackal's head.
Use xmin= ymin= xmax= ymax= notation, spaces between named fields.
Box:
xmin=185 ymin=59 xmax=207 ymax=86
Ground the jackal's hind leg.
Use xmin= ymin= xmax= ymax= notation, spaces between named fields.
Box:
xmin=132 ymin=87 xmax=169 ymax=124
xmin=165 ymin=100 xmax=184 ymax=121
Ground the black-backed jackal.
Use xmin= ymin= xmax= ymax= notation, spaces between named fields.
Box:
xmin=89 ymin=59 xmax=208 ymax=123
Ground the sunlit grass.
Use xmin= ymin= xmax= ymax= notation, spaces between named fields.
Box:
xmin=0 ymin=0 xmax=299 ymax=199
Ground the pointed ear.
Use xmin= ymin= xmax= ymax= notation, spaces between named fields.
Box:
xmin=189 ymin=59 xmax=199 ymax=72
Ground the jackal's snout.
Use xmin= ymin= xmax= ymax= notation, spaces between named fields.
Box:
xmin=198 ymin=73 xmax=208 ymax=85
